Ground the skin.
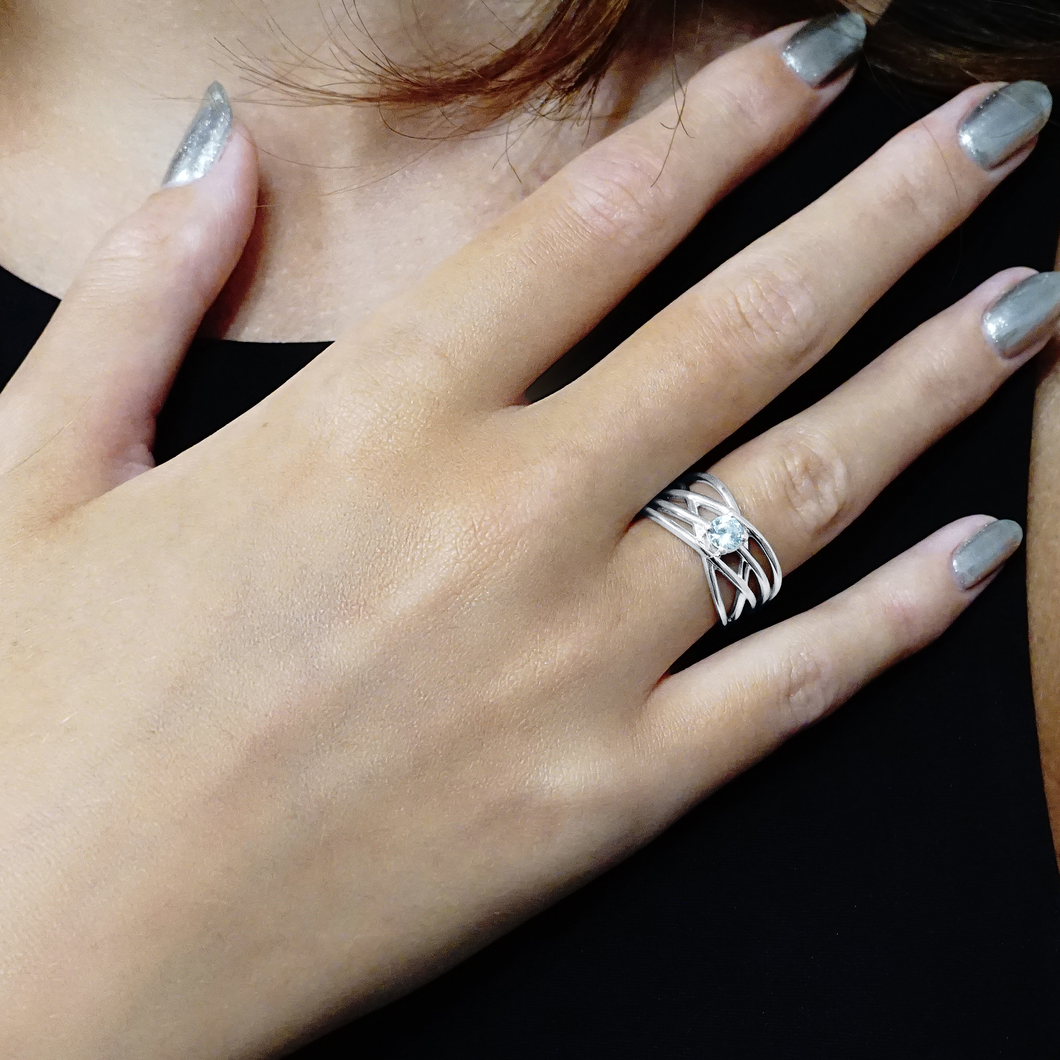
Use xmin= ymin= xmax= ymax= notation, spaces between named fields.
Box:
xmin=0 ymin=0 xmax=746 ymax=340
xmin=0 ymin=4 xmax=1057 ymax=1057
xmin=1030 ymin=345 xmax=1060 ymax=856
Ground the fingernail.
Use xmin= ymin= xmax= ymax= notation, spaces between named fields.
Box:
xmin=951 ymin=519 xmax=1023 ymax=591
xmin=957 ymin=81 xmax=1052 ymax=169
xmin=781 ymin=12 xmax=866 ymax=88
xmin=982 ymin=272 xmax=1060 ymax=357
xmin=162 ymin=82 xmax=233 ymax=188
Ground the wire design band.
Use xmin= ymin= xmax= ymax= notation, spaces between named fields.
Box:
xmin=643 ymin=473 xmax=782 ymax=627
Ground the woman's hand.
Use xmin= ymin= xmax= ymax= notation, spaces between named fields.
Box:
xmin=0 ymin=23 xmax=1050 ymax=1059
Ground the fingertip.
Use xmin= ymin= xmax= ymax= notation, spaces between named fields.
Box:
xmin=970 ymin=267 xmax=1041 ymax=305
xmin=778 ymin=12 xmax=866 ymax=90
xmin=957 ymin=81 xmax=1051 ymax=171
xmin=921 ymin=514 xmax=998 ymax=556
xmin=124 ymin=116 xmax=258 ymax=307
xmin=949 ymin=516 xmax=1024 ymax=592
xmin=889 ymin=515 xmax=1022 ymax=612
xmin=196 ymin=119 xmax=259 ymax=255
xmin=739 ymin=18 xmax=862 ymax=103
xmin=686 ymin=17 xmax=859 ymax=116
xmin=157 ymin=82 xmax=258 ymax=204
xmin=155 ymin=115 xmax=258 ymax=221
xmin=811 ymin=516 xmax=1010 ymax=669
xmin=980 ymin=270 xmax=1060 ymax=361
xmin=202 ymin=118 xmax=259 ymax=198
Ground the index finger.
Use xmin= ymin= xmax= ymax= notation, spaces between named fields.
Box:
xmin=335 ymin=16 xmax=864 ymax=407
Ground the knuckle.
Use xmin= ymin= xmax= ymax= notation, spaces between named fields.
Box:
xmin=101 ymin=215 xmax=175 ymax=265
xmin=766 ymin=425 xmax=850 ymax=540
xmin=89 ymin=207 xmax=195 ymax=285
xmin=706 ymin=261 xmax=819 ymax=365
xmin=558 ymin=144 xmax=675 ymax=249
xmin=776 ymin=645 xmax=836 ymax=737
xmin=775 ymin=585 xmax=933 ymax=742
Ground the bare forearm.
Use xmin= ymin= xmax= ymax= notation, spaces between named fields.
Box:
xmin=1027 ymin=345 xmax=1060 ymax=863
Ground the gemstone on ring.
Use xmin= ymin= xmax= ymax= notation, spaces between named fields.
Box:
xmin=696 ymin=512 xmax=749 ymax=556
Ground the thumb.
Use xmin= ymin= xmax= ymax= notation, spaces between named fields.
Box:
xmin=0 ymin=83 xmax=258 ymax=509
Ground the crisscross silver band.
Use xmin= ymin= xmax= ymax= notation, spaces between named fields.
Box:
xmin=643 ymin=473 xmax=782 ymax=627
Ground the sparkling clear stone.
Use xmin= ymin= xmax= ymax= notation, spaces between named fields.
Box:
xmin=697 ymin=513 xmax=748 ymax=555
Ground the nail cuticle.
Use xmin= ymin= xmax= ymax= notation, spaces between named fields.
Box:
xmin=162 ymin=82 xmax=233 ymax=189
xmin=951 ymin=519 xmax=1024 ymax=591
xmin=781 ymin=12 xmax=866 ymax=89
xmin=957 ymin=81 xmax=1052 ymax=170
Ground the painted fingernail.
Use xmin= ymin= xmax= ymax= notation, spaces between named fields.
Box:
xmin=982 ymin=272 xmax=1060 ymax=357
xmin=781 ymin=12 xmax=866 ymax=88
xmin=951 ymin=519 xmax=1023 ymax=591
xmin=958 ymin=81 xmax=1052 ymax=169
xmin=162 ymin=82 xmax=233 ymax=188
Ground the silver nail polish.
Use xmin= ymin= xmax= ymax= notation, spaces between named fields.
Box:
xmin=781 ymin=12 xmax=866 ymax=89
xmin=951 ymin=520 xmax=1023 ymax=591
xmin=957 ymin=81 xmax=1052 ymax=170
xmin=982 ymin=272 xmax=1060 ymax=358
xmin=162 ymin=82 xmax=233 ymax=188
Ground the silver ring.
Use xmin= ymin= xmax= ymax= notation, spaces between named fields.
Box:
xmin=643 ymin=472 xmax=782 ymax=627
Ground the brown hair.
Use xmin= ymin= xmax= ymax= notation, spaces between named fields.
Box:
xmin=240 ymin=1 xmax=1060 ymax=125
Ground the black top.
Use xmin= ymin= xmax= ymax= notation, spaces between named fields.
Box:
xmin=3 ymin=69 xmax=1059 ymax=1058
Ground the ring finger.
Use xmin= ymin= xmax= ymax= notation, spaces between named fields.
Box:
xmin=612 ymin=266 xmax=1060 ymax=654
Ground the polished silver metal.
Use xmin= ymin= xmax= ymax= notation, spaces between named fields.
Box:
xmin=644 ymin=472 xmax=782 ymax=627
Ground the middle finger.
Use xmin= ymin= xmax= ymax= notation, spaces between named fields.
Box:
xmin=531 ymin=81 xmax=1051 ymax=518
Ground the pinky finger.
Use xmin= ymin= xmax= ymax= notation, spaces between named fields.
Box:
xmin=639 ymin=516 xmax=1023 ymax=800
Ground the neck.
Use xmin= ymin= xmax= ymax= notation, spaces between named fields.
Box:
xmin=0 ymin=1 xmax=744 ymax=341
